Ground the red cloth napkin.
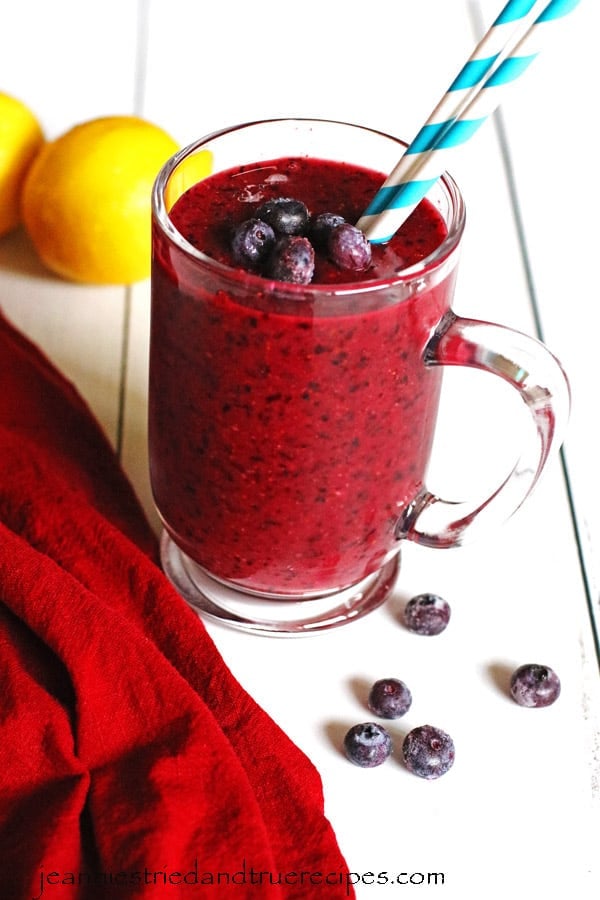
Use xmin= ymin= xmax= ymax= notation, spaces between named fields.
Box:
xmin=0 ymin=310 xmax=354 ymax=900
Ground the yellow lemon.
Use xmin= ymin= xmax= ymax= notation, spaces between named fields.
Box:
xmin=0 ymin=92 xmax=44 ymax=237
xmin=21 ymin=115 xmax=180 ymax=284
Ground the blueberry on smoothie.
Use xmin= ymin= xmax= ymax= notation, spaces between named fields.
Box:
xmin=309 ymin=211 xmax=346 ymax=249
xmin=402 ymin=724 xmax=455 ymax=779
xmin=229 ymin=195 xmax=376 ymax=281
xmin=327 ymin=222 xmax=372 ymax=272
xmin=403 ymin=593 xmax=451 ymax=635
xmin=231 ymin=218 xmax=276 ymax=268
xmin=344 ymin=722 xmax=393 ymax=768
xmin=367 ymin=677 xmax=412 ymax=719
xmin=510 ymin=663 xmax=561 ymax=708
xmin=266 ymin=235 xmax=315 ymax=284
xmin=255 ymin=197 xmax=310 ymax=235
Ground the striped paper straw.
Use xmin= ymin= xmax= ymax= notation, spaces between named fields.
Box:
xmin=357 ymin=0 xmax=581 ymax=244
xmin=372 ymin=0 xmax=541 ymax=192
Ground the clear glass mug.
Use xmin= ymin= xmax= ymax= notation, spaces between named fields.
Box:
xmin=149 ymin=119 xmax=569 ymax=635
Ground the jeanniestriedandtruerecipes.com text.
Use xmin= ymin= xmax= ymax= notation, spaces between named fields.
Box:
xmin=31 ymin=858 xmax=446 ymax=897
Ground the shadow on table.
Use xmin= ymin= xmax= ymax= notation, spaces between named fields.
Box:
xmin=0 ymin=227 xmax=55 ymax=279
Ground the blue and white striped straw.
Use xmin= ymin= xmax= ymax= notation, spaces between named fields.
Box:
xmin=357 ymin=0 xmax=581 ymax=244
xmin=372 ymin=0 xmax=541 ymax=190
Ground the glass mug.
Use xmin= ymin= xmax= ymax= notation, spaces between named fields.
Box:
xmin=149 ymin=119 xmax=569 ymax=635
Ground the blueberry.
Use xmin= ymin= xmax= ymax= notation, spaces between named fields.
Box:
xmin=309 ymin=212 xmax=346 ymax=249
xmin=231 ymin=218 xmax=276 ymax=268
xmin=403 ymin=593 xmax=451 ymax=636
xmin=343 ymin=722 xmax=392 ymax=768
xmin=367 ymin=678 xmax=412 ymax=719
xmin=510 ymin=663 xmax=561 ymax=708
xmin=266 ymin=236 xmax=315 ymax=284
xmin=327 ymin=222 xmax=372 ymax=272
xmin=255 ymin=197 xmax=310 ymax=236
xmin=402 ymin=724 xmax=455 ymax=779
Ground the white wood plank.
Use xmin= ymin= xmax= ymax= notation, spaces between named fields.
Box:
xmin=478 ymin=0 xmax=600 ymax=628
xmin=1 ymin=0 xmax=142 ymax=139
xmin=0 ymin=228 xmax=127 ymax=446
xmin=141 ymin=0 xmax=483 ymax=145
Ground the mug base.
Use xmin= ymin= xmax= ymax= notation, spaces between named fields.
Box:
xmin=159 ymin=531 xmax=400 ymax=636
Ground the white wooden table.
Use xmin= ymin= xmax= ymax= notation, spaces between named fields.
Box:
xmin=2 ymin=1 xmax=598 ymax=897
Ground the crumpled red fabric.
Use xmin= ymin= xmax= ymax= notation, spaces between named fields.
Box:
xmin=0 ymin=310 xmax=354 ymax=900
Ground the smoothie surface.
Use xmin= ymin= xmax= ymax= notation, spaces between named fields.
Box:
xmin=169 ymin=156 xmax=448 ymax=284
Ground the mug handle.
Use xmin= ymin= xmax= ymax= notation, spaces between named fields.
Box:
xmin=396 ymin=312 xmax=571 ymax=548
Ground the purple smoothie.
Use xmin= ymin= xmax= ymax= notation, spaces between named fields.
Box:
xmin=149 ymin=157 xmax=454 ymax=595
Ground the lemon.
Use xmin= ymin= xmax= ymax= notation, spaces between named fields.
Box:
xmin=0 ymin=92 xmax=44 ymax=237
xmin=21 ymin=115 xmax=180 ymax=284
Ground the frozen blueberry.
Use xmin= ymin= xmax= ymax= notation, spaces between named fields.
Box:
xmin=510 ymin=663 xmax=561 ymax=708
xmin=343 ymin=722 xmax=392 ymax=768
xmin=403 ymin=593 xmax=451 ymax=636
xmin=402 ymin=724 xmax=455 ymax=779
xmin=255 ymin=197 xmax=310 ymax=236
xmin=231 ymin=218 xmax=276 ymax=268
xmin=327 ymin=222 xmax=372 ymax=272
xmin=367 ymin=677 xmax=412 ymax=719
xmin=309 ymin=212 xmax=346 ymax=249
xmin=266 ymin=236 xmax=315 ymax=284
